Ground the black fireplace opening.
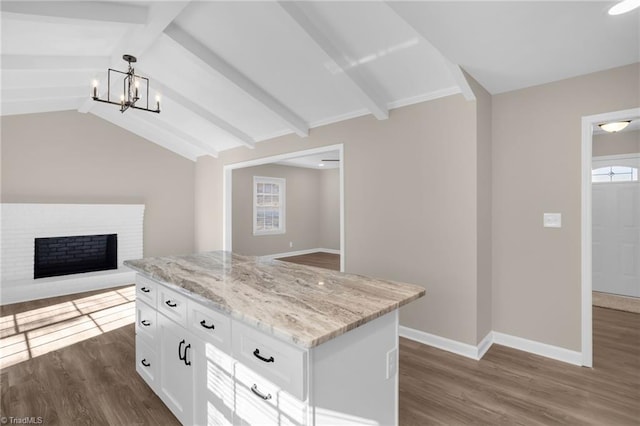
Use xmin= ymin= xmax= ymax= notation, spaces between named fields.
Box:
xmin=34 ymin=234 xmax=117 ymax=279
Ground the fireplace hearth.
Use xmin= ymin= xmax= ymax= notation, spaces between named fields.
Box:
xmin=34 ymin=234 xmax=117 ymax=279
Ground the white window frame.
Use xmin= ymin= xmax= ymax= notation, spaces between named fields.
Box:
xmin=592 ymin=153 xmax=640 ymax=184
xmin=253 ymin=176 xmax=286 ymax=236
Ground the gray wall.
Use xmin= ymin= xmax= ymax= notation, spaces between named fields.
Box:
xmin=195 ymin=95 xmax=485 ymax=346
xmin=319 ymin=168 xmax=340 ymax=250
xmin=196 ymin=62 xmax=639 ymax=352
xmin=593 ymin=129 xmax=640 ymax=157
xmin=492 ymin=63 xmax=639 ymax=351
xmin=468 ymin=72 xmax=493 ymax=343
xmin=1 ymin=111 xmax=195 ymax=257
xmin=232 ymin=164 xmax=339 ymax=256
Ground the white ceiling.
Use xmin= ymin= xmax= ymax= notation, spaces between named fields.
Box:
xmin=2 ymin=1 xmax=638 ymax=161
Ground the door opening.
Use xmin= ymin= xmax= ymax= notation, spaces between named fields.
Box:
xmin=581 ymin=107 xmax=640 ymax=367
xmin=223 ymin=144 xmax=345 ymax=272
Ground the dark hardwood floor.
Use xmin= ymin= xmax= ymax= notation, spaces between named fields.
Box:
xmin=400 ymin=306 xmax=640 ymax=425
xmin=276 ymin=252 xmax=340 ymax=271
xmin=2 ymin=281 xmax=638 ymax=425
xmin=0 ymin=286 xmax=181 ymax=426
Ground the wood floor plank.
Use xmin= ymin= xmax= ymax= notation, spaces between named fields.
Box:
xmin=399 ymin=307 xmax=640 ymax=425
xmin=276 ymin=252 xmax=340 ymax=271
xmin=0 ymin=286 xmax=179 ymax=425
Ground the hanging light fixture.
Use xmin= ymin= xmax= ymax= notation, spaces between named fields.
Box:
xmin=91 ymin=54 xmax=160 ymax=114
xmin=598 ymin=121 xmax=631 ymax=133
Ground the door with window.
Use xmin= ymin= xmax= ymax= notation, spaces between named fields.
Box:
xmin=592 ymin=154 xmax=640 ymax=297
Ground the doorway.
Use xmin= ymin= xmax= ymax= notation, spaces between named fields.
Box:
xmin=581 ymin=107 xmax=640 ymax=367
xmin=223 ymin=144 xmax=345 ymax=272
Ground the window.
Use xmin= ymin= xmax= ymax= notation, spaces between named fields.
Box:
xmin=592 ymin=166 xmax=638 ymax=183
xmin=253 ymin=176 xmax=285 ymax=235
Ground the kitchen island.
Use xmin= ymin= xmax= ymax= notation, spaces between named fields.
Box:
xmin=125 ymin=251 xmax=425 ymax=426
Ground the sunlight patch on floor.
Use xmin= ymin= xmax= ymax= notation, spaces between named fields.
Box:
xmin=0 ymin=286 xmax=135 ymax=368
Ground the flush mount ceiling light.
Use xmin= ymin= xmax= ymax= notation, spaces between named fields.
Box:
xmin=608 ymin=0 xmax=640 ymax=15
xmin=598 ymin=120 xmax=631 ymax=132
xmin=91 ymin=54 xmax=160 ymax=114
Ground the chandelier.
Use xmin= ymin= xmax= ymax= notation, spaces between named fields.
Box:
xmin=91 ymin=54 xmax=160 ymax=114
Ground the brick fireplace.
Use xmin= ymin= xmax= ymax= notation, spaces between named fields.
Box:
xmin=1 ymin=204 xmax=144 ymax=304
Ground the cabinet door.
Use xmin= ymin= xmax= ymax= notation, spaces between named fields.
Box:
xmin=135 ymin=335 xmax=157 ymax=391
xmin=193 ymin=339 xmax=234 ymax=426
xmin=158 ymin=313 xmax=194 ymax=425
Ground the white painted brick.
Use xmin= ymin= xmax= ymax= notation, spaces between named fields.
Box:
xmin=1 ymin=204 xmax=144 ymax=288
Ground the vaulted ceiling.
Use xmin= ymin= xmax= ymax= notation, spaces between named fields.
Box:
xmin=2 ymin=1 xmax=638 ymax=161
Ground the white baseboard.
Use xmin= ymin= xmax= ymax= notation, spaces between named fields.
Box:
xmin=400 ymin=326 xmax=583 ymax=366
xmin=492 ymin=331 xmax=582 ymax=366
xmin=477 ymin=331 xmax=493 ymax=359
xmin=261 ymin=248 xmax=340 ymax=260
xmin=318 ymin=248 xmax=340 ymax=255
xmin=399 ymin=326 xmax=485 ymax=360
xmin=0 ymin=269 xmax=135 ymax=305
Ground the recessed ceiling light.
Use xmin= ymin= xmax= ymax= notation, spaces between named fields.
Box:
xmin=319 ymin=163 xmax=324 ymax=167
xmin=608 ymin=0 xmax=640 ymax=15
xmin=598 ymin=121 xmax=631 ymax=132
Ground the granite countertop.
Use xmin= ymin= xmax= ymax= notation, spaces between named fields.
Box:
xmin=124 ymin=251 xmax=425 ymax=348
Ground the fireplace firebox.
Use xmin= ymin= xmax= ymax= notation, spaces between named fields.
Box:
xmin=34 ymin=234 xmax=117 ymax=279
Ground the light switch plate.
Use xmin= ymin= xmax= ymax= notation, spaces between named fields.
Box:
xmin=543 ymin=213 xmax=562 ymax=228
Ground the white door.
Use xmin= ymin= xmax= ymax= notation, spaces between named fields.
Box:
xmin=592 ymin=155 xmax=640 ymax=297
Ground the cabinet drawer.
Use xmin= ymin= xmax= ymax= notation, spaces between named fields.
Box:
xmin=136 ymin=300 xmax=157 ymax=342
xmin=235 ymin=363 xmax=307 ymax=426
xmin=136 ymin=335 xmax=157 ymax=390
xmin=136 ymin=275 xmax=157 ymax=306
xmin=188 ymin=300 xmax=231 ymax=352
xmin=157 ymin=284 xmax=187 ymax=326
xmin=232 ymin=320 xmax=307 ymax=400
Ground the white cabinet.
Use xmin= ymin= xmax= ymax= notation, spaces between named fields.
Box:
xmin=157 ymin=312 xmax=195 ymax=426
xmin=234 ymin=362 xmax=307 ymax=426
xmin=193 ymin=339 xmax=235 ymax=426
xmin=136 ymin=275 xmax=157 ymax=306
xmin=134 ymin=274 xmax=398 ymax=426
xmin=232 ymin=320 xmax=306 ymax=401
xmin=136 ymin=299 xmax=157 ymax=343
xmin=190 ymin=299 xmax=234 ymax=426
xmin=135 ymin=334 xmax=158 ymax=389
